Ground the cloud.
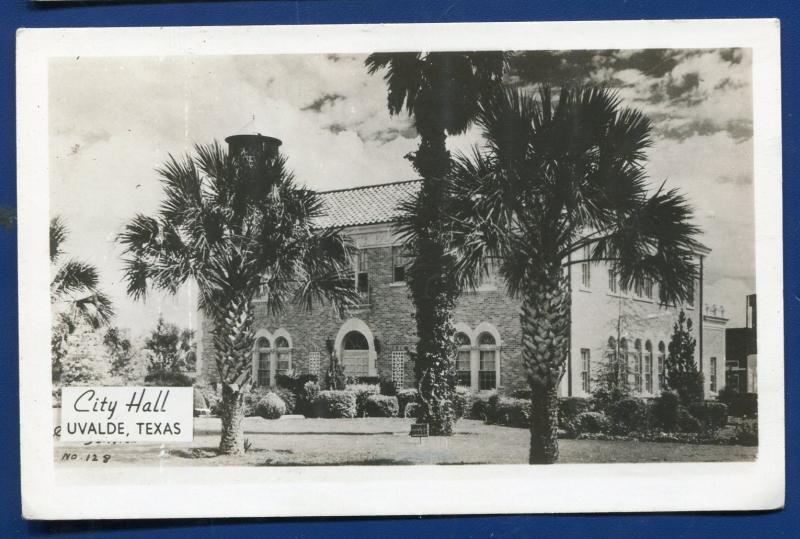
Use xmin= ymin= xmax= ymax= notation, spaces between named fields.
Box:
xmin=301 ymin=93 xmax=345 ymax=113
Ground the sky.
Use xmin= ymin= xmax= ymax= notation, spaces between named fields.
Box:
xmin=49 ymin=49 xmax=755 ymax=336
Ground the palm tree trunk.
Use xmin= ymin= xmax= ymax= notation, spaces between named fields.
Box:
xmin=410 ymin=124 xmax=459 ymax=436
xmin=212 ymin=296 xmax=255 ymax=456
xmin=520 ymin=268 xmax=570 ymax=464
xmin=529 ymin=383 xmax=559 ymax=463
xmin=218 ymin=383 xmax=245 ymax=455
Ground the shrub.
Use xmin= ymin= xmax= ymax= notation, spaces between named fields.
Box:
xmin=244 ymin=387 xmax=271 ymax=417
xmin=365 ymin=395 xmax=399 ymax=417
xmin=651 ymin=391 xmax=681 ymax=431
xmin=493 ymin=397 xmax=531 ymax=428
xmin=453 ymin=387 xmax=470 ymax=420
xmin=608 ymin=397 xmax=648 ymax=434
xmin=591 ymin=387 xmax=629 ymax=413
xmin=275 ymin=387 xmax=297 ymax=415
xmin=296 ymin=381 xmax=320 ymax=417
xmin=733 ymin=420 xmax=759 ymax=446
xmin=469 ymin=393 xmax=494 ymax=420
xmin=312 ymin=390 xmax=357 ymax=418
xmin=668 ymin=371 xmax=705 ymax=405
xmin=726 ymin=393 xmax=758 ymax=418
xmin=509 ymin=388 xmax=532 ymax=400
xmin=379 ymin=380 xmax=397 ymax=396
xmin=196 ymin=385 xmax=222 ymax=416
xmin=688 ymin=401 xmax=728 ymax=430
xmin=558 ymin=397 xmax=593 ymax=432
xmin=275 ymin=373 xmax=318 ymax=394
xmin=346 ymin=384 xmax=380 ymax=417
xmin=255 ymin=392 xmax=286 ymax=420
xmin=404 ymin=402 xmax=420 ymax=419
xmin=676 ymin=406 xmax=703 ymax=433
xmin=575 ymin=411 xmax=609 ymax=434
xmin=143 ymin=370 xmax=193 ymax=387
xmin=396 ymin=388 xmax=419 ymax=417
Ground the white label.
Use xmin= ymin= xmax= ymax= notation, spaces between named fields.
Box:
xmin=60 ymin=387 xmax=193 ymax=443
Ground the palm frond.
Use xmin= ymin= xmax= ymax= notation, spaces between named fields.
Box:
xmin=50 ymin=216 xmax=68 ymax=263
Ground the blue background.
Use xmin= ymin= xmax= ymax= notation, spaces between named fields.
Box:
xmin=0 ymin=0 xmax=796 ymax=536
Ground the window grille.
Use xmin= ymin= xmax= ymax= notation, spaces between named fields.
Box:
xmin=391 ymin=350 xmax=407 ymax=386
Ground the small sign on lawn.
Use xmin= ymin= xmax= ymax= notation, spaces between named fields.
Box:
xmin=410 ymin=422 xmax=429 ymax=443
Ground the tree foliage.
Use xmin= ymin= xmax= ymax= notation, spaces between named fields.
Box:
xmin=366 ymin=51 xmax=506 ymax=435
xmin=118 ymin=142 xmax=359 ymax=454
xmin=665 ymin=309 xmax=704 ymax=405
xmin=445 ymin=85 xmax=701 ymax=462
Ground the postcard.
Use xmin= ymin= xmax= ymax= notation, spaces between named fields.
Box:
xmin=17 ymin=19 xmax=784 ymax=519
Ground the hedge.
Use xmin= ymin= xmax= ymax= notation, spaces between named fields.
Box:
xmin=688 ymin=401 xmax=728 ymax=430
xmin=468 ymin=393 xmax=494 ymax=421
xmin=365 ymin=395 xmax=399 ymax=418
xmin=312 ymin=390 xmax=357 ymax=418
xmin=296 ymin=381 xmax=320 ymax=417
xmin=453 ymin=388 xmax=470 ymax=420
xmin=608 ymin=397 xmax=649 ymax=434
xmin=492 ymin=397 xmax=530 ymax=428
xmin=379 ymin=380 xmax=397 ymax=396
xmin=575 ymin=411 xmax=609 ymax=434
xmin=677 ymin=406 xmax=703 ymax=433
xmin=275 ymin=373 xmax=319 ymax=394
xmin=651 ymin=391 xmax=681 ymax=431
xmin=396 ymin=388 xmax=418 ymax=417
xmin=346 ymin=383 xmax=380 ymax=417
xmin=558 ymin=396 xmax=592 ymax=433
xmin=274 ymin=387 xmax=297 ymax=415
xmin=255 ymin=392 xmax=286 ymax=420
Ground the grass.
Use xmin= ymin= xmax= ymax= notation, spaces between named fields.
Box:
xmin=54 ymin=417 xmax=757 ymax=467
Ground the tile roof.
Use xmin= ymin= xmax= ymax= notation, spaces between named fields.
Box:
xmin=315 ymin=180 xmax=422 ymax=229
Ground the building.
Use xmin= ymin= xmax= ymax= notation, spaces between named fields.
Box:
xmin=725 ymin=295 xmax=758 ymax=393
xmin=199 ymin=134 xmax=727 ymax=399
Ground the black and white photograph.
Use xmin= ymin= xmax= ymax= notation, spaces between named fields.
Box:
xmin=17 ymin=21 xmax=784 ymax=518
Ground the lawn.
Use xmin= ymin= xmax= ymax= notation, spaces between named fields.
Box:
xmin=54 ymin=416 xmax=757 ymax=467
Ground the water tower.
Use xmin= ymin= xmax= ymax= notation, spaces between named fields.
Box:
xmin=225 ymin=133 xmax=282 ymax=167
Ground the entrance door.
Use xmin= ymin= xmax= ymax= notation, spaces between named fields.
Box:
xmin=341 ymin=331 xmax=370 ymax=378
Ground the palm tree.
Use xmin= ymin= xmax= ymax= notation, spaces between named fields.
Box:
xmin=445 ymin=86 xmax=701 ymax=463
xmin=51 ymin=216 xmax=114 ymax=381
xmin=365 ymin=51 xmax=506 ymax=435
xmin=118 ymin=142 xmax=358 ymax=455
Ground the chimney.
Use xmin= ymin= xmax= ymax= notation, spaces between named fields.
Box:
xmin=225 ymin=133 xmax=282 ymax=168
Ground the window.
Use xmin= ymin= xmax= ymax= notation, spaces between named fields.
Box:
xmin=455 ymin=332 xmax=472 ymax=387
xmin=644 ymin=341 xmax=653 ymax=393
xmin=256 ymin=338 xmax=271 ymax=387
xmin=308 ymin=350 xmax=321 ymax=376
xmin=608 ymin=266 xmax=617 ymax=294
xmin=392 ymin=246 xmax=410 ymax=283
xmin=275 ymin=336 xmax=291 ymax=376
xmin=687 ymin=279 xmax=695 ymax=308
xmin=710 ymin=356 xmax=718 ymax=392
xmin=341 ymin=330 xmax=370 ymax=377
xmin=580 ymin=245 xmax=591 ymax=288
xmin=619 ymin=338 xmax=629 ymax=388
xmin=633 ymin=339 xmax=643 ymax=393
xmin=354 ymin=250 xmax=369 ymax=302
xmin=657 ymin=341 xmax=666 ymax=390
xmin=580 ymin=348 xmax=591 ymax=393
xmin=643 ymin=279 xmax=654 ymax=300
xmin=391 ymin=350 xmax=407 ymax=387
xmin=477 ymin=332 xmax=497 ymax=390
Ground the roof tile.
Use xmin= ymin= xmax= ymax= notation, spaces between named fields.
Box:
xmin=315 ymin=180 xmax=421 ymax=228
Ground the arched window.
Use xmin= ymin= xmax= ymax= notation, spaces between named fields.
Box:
xmin=644 ymin=340 xmax=654 ymax=394
xmin=634 ymin=339 xmax=643 ymax=393
xmin=455 ymin=332 xmax=472 ymax=387
xmin=477 ymin=332 xmax=497 ymax=390
xmin=275 ymin=336 xmax=291 ymax=376
xmin=657 ymin=341 xmax=666 ymax=390
xmin=341 ymin=330 xmax=370 ymax=377
xmin=256 ymin=337 xmax=271 ymax=387
xmin=619 ymin=338 xmax=629 ymax=389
